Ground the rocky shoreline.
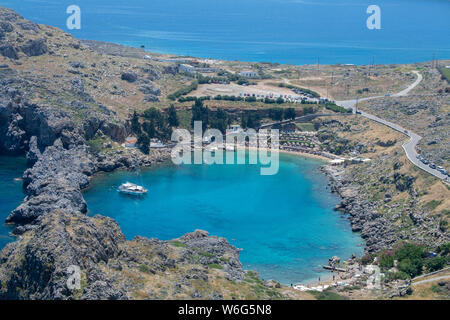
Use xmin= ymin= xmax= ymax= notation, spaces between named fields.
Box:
xmin=320 ymin=165 xmax=393 ymax=253
xmin=320 ymin=164 xmax=447 ymax=254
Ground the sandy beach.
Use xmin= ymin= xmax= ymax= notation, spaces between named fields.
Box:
xmin=235 ymin=146 xmax=332 ymax=163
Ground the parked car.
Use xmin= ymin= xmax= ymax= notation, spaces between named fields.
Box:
xmin=437 ymin=167 xmax=447 ymax=175
xmin=429 ymin=163 xmax=437 ymax=169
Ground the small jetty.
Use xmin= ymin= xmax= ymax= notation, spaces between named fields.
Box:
xmin=322 ymin=265 xmax=346 ymax=272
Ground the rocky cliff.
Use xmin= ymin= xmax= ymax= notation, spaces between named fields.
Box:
xmin=0 ymin=212 xmax=268 ymax=300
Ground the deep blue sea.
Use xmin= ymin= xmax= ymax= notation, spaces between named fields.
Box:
xmin=2 ymin=0 xmax=449 ymax=65
xmin=83 ymin=152 xmax=364 ymax=284
xmin=0 ymin=156 xmax=26 ymax=249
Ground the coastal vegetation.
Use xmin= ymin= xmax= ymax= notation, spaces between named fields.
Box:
xmin=167 ymin=80 xmax=199 ymax=101
xmin=191 ymin=100 xmax=230 ymax=132
xmin=177 ymin=94 xmax=319 ymax=106
xmin=363 ymin=241 xmax=450 ymax=280
xmin=324 ymin=103 xmax=353 ymax=114
xmin=439 ymin=67 xmax=450 ymax=83
xmin=87 ymin=135 xmax=111 ymax=154
xmin=137 ymin=134 xmax=151 ymax=154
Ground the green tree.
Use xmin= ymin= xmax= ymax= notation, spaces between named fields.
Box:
xmin=394 ymin=243 xmax=425 ymax=261
xmin=425 ymin=256 xmax=447 ymax=272
xmin=378 ymin=250 xmax=395 ymax=269
xmin=398 ymin=258 xmax=423 ymax=278
xmin=284 ymin=108 xmax=296 ymax=120
xmin=313 ymin=122 xmax=321 ymax=131
xmin=246 ymin=115 xmax=255 ymax=129
xmin=142 ymin=120 xmax=156 ymax=139
xmin=394 ymin=243 xmax=426 ymax=277
xmin=168 ymin=104 xmax=179 ymax=127
xmin=191 ymin=99 xmax=209 ymax=130
xmin=437 ymin=242 xmax=450 ymax=256
xmin=159 ymin=124 xmax=173 ymax=141
xmin=137 ymin=133 xmax=150 ymax=154
xmin=131 ymin=111 xmax=141 ymax=134
xmin=210 ymin=108 xmax=228 ymax=133
xmin=241 ymin=113 xmax=248 ymax=129
xmin=245 ymin=113 xmax=260 ymax=129
xmin=269 ymin=108 xmax=283 ymax=121
xmin=143 ymin=107 xmax=163 ymax=123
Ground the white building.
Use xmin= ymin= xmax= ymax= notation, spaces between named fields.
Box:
xmin=179 ymin=64 xmax=196 ymax=74
xmin=330 ymin=159 xmax=345 ymax=166
xmin=239 ymin=71 xmax=259 ymax=78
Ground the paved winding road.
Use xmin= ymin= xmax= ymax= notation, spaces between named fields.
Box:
xmin=336 ymin=71 xmax=448 ymax=182
xmin=259 ymin=113 xmax=352 ymax=129
xmin=412 ymin=275 xmax=450 ymax=286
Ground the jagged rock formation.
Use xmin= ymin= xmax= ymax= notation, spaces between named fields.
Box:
xmin=0 ymin=42 xmax=18 ymax=59
xmin=0 ymin=212 xmax=127 ymax=299
xmin=6 ymin=140 xmax=94 ymax=224
xmin=20 ymin=38 xmax=47 ymax=56
xmin=0 ymin=212 xmax=282 ymax=300
xmin=121 ymin=71 xmax=138 ymax=83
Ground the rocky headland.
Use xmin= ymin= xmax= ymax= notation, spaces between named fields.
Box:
xmin=0 ymin=212 xmax=266 ymax=299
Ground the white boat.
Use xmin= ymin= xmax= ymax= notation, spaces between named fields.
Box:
xmin=118 ymin=182 xmax=148 ymax=196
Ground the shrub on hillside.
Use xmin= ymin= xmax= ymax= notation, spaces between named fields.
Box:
xmin=393 ymin=243 xmax=426 ymax=277
xmin=378 ymin=250 xmax=395 ymax=269
xmin=425 ymin=256 xmax=448 ymax=272
xmin=437 ymin=243 xmax=450 ymax=256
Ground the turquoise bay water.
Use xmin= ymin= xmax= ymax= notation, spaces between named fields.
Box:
xmin=2 ymin=0 xmax=449 ymax=65
xmin=84 ymin=152 xmax=364 ymax=284
xmin=0 ymin=156 xmax=26 ymax=249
